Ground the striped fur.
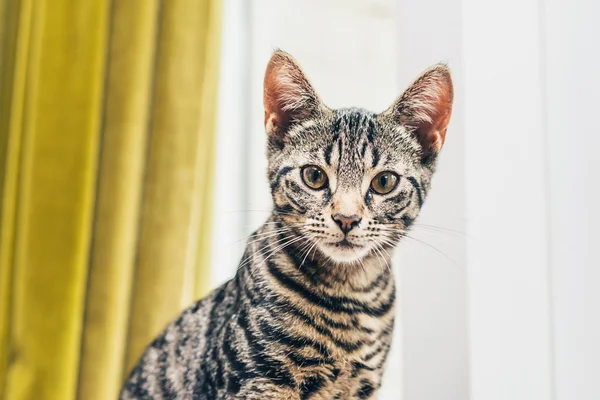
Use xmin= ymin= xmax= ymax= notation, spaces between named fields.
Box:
xmin=120 ymin=51 xmax=453 ymax=399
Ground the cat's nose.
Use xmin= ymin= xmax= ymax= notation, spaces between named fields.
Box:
xmin=332 ymin=213 xmax=361 ymax=234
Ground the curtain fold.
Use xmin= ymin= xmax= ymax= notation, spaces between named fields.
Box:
xmin=124 ymin=0 xmax=221 ymax=373
xmin=76 ymin=1 xmax=160 ymax=399
xmin=0 ymin=0 xmax=31 ymax=395
xmin=1 ymin=1 xmax=111 ymax=398
xmin=0 ymin=0 xmax=222 ymax=399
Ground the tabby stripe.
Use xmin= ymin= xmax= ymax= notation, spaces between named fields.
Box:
xmin=286 ymin=242 xmax=394 ymax=312
xmin=256 ymin=317 xmax=332 ymax=358
xmin=336 ymin=137 xmax=343 ymax=175
xmin=332 ymin=117 xmax=342 ymax=135
xmin=272 ymin=239 xmax=393 ymax=309
xmin=270 ymin=166 xmax=293 ymax=191
xmin=205 ymin=285 xmax=227 ymax=341
xmin=345 ymin=114 xmax=355 ymax=130
xmin=364 ymin=190 xmax=373 ymax=208
xmin=371 ymin=147 xmax=380 ymax=168
xmin=330 ymin=367 xmax=342 ymax=382
xmin=366 ymin=119 xmax=375 ymax=143
xmin=401 ymin=214 xmax=415 ymax=228
xmin=198 ymin=295 xmax=231 ymax=397
xmin=227 ymin=375 xmax=241 ymax=395
xmin=351 ymin=269 xmax=389 ymax=293
xmin=195 ymin=284 xmax=230 ymax=395
xmin=241 ymin=273 xmax=268 ymax=308
xmin=362 ymin=343 xmax=385 ymax=362
xmin=222 ymin=325 xmax=251 ymax=381
xmin=406 ymin=176 xmax=424 ymax=207
xmin=385 ymin=198 xmax=412 ymax=219
xmin=287 ymin=352 xmax=335 ymax=368
xmin=282 ymin=192 xmax=307 ymax=214
xmin=324 ymin=142 xmax=335 ymax=166
xmin=158 ymin=349 xmax=175 ymax=398
xmin=357 ymin=379 xmax=376 ymax=399
xmin=179 ymin=337 xmax=193 ymax=388
xmin=300 ymin=375 xmax=326 ymax=400
xmin=195 ymin=369 xmax=217 ymax=398
xmin=247 ymin=268 xmax=370 ymax=352
xmin=323 ymin=186 xmax=331 ymax=205
xmin=214 ymin=347 xmax=225 ymax=389
xmin=272 ymin=297 xmax=367 ymax=352
xmin=360 ymin=140 xmax=368 ymax=158
xmin=419 ymin=176 xmax=428 ymax=197
xmin=275 ymin=203 xmax=296 ymax=215
xmin=267 ymin=258 xmax=358 ymax=314
xmin=350 ymin=361 xmax=378 ymax=378
xmin=376 ymin=343 xmax=392 ymax=369
xmin=284 ymin=244 xmax=335 ymax=289
xmin=286 ymin=179 xmax=308 ymax=196
xmin=319 ymin=315 xmax=374 ymax=334
xmin=386 ymin=189 xmax=412 ymax=208
xmin=267 ymin=258 xmax=396 ymax=317
xmin=395 ymin=197 xmax=412 ymax=216
xmin=381 ymin=318 xmax=395 ymax=337
xmin=123 ymin=366 xmax=150 ymax=398
xmin=236 ymin=308 xmax=296 ymax=387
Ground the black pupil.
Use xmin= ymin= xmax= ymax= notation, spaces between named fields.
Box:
xmin=379 ymin=174 xmax=389 ymax=188
xmin=310 ymin=169 xmax=321 ymax=183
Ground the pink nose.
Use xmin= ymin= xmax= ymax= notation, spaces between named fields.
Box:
xmin=332 ymin=213 xmax=361 ymax=234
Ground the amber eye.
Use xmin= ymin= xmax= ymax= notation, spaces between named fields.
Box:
xmin=371 ymin=171 xmax=399 ymax=194
xmin=301 ymin=165 xmax=328 ymax=190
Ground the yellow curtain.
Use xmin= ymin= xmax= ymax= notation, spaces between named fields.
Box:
xmin=0 ymin=0 xmax=221 ymax=399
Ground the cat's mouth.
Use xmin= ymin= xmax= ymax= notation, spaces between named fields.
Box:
xmin=326 ymin=239 xmax=362 ymax=249
xmin=320 ymin=238 xmax=370 ymax=263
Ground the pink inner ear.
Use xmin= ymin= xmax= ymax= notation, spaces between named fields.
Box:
xmin=264 ymin=72 xmax=297 ymax=135
xmin=263 ymin=51 xmax=319 ymax=137
xmin=397 ymin=67 xmax=453 ymax=159
xmin=417 ymin=89 xmax=453 ymax=154
xmin=264 ymin=68 xmax=287 ymax=132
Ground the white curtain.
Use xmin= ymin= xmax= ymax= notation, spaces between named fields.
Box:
xmin=463 ymin=0 xmax=600 ymax=399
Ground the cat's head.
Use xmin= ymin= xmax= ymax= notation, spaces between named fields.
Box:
xmin=264 ymin=50 xmax=453 ymax=264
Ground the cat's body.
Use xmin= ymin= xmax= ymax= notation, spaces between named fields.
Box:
xmin=120 ymin=214 xmax=395 ymax=400
xmin=120 ymin=51 xmax=453 ymax=399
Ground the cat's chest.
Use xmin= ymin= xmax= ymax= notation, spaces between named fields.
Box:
xmin=291 ymin=318 xmax=393 ymax=399
xmin=295 ymin=350 xmax=387 ymax=400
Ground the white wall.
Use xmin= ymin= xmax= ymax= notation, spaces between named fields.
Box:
xmin=211 ymin=0 xmax=250 ymax=286
xmin=463 ymin=0 xmax=554 ymax=399
xmin=464 ymin=0 xmax=600 ymax=399
xmin=396 ymin=0 xmax=469 ymax=399
xmin=544 ymin=0 xmax=600 ymax=399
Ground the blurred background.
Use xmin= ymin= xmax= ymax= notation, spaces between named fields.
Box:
xmin=0 ymin=0 xmax=598 ymax=399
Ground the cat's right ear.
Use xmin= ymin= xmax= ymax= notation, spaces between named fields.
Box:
xmin=384 ymin=64 xmax=454 ymax=162
xmin=264 ymin=50 xmax=321 ymax=144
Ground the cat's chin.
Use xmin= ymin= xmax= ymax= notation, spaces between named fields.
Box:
xmin=320 ymin=242 xmax=371 ymax=263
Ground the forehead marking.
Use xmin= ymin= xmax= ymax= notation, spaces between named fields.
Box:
xmin=327 ymin=109 xmax=381 ymax=190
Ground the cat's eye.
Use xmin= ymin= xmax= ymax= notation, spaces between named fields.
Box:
xmin=371 ymin=171 xmax=399 ymax=194
xmin=301 ymin=165 xmax=328 ymax=190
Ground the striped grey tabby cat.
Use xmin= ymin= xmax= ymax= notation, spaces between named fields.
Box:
xmin=120 ymin=50 xmax=453 ymax=399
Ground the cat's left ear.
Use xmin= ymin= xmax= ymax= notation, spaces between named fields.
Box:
xmin=263 ymin=50 xmax=322 ymax=144
xmin=385 ymin=65 xmax=453 ymax=162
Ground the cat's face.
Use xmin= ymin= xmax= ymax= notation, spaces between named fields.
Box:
xmin=264 ymin=51 xmax=453 ymax=264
